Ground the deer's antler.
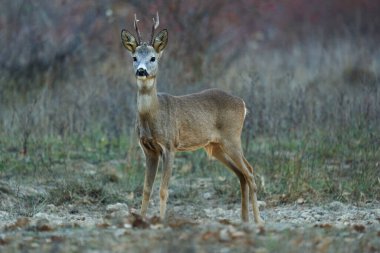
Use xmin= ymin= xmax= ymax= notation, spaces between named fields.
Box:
xmin=150 ymin=12 xmax=159 ymax=45
xmin=134 ymin=14 xmax=142 ymax=45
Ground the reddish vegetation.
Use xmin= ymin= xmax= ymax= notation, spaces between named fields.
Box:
xmin=1 ymin=0 xmax=379 ymax=82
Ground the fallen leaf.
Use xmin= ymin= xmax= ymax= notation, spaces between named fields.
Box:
xmin=14 ymin=217 xmax=30 ymax=227
xmin=202 ymin=231 xmax=216 ymax=241
xmin=96 ymin=222 xmax=110 ymax=228
xmin=36 ymin=219 xmax=55 ymax=232
xmin=316 ymin=237 xmax=333 ymax=253
xmin=128 ymin=212 xmax=150 ymax=229
xmin=280 ymin=194 xmax=289 ymax=203
xmin=218 ymin=219 xmax=234 ymax=225
xmin=257 ymin=225 xmax=266 ymax=235
xmin=149 ymin=216 xmax=161 ymax=225
xmin=314 ymin=223 xmax=332 ymax=229
xmin=37 ymin=224 xmax=54 ymax=232
xmin=50 ymin=235 xmax=65 ymax=242
xmin=0 ymin=237 xmax=12 ymax=245
xmin=352 ymin=224 xmax=365 ymax=233
xmin=5 ymin=217 xmax=30 ymax=231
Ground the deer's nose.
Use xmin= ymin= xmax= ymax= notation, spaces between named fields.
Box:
xmin=136 ymin=68 xmax=148 ymax=77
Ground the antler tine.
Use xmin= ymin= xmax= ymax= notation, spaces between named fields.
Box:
xmin=150 ymin=12 xmax=159 ymax=45
xmin=154 ymin=12 xmax=159 ymax=30
xmin=134 ymin=14 xmax=142 ymax=45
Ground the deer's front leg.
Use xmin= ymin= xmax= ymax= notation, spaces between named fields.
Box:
xmin=159 ymin=150 xmax=175 ymax=221
xmin=140 ymin=147 xmax=159 ymax=217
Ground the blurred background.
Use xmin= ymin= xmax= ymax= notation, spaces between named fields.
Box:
xmin=1 ymin=0 xmax=379 ymax=143
xmin=0 ymin=0 xmax=379 ymax=203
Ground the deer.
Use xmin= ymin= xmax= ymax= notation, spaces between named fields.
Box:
xmin=121 ymin=13 xmax=264 ymax=224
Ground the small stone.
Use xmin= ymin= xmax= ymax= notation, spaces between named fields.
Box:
xmin=297 ymin=198 xmax=305 ymax=205
xmin=258 ymin=201 xmax=267 ymax=208
xmin=113 ymin=228 xmax=126 ymax=237
xmin=203 ymin=192 xmax=212 ymax=200
xmin=34 ymin=212 xmax=50 ymax=220
xmin=104 ymin=205 xmax=128 ymax=228
xmin=45 ymin=204 xmax=57 ymax=212
xmin=30 ymin=242 xmax=40 ymax=248
xmin=0 ymin=211 xmax=9 ymax=218
xmin=219 ymin=228 xmax=231 ymax=242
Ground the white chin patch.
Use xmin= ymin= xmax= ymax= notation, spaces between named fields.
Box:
xmin=136 ymin=76 xmax=147 ymax=80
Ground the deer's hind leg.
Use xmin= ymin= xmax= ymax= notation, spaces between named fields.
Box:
xmin=205 ymin=144 xmax=249 ymax=222
xmin=219 ymin=141 xmax=264 ymax=224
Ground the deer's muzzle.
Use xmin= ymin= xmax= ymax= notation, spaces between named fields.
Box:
xmin=136 ymin=68 xmax=149 ymax=77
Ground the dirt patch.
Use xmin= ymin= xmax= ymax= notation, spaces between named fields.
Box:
xmin=0 ymin=178 xmax=379 ymax=252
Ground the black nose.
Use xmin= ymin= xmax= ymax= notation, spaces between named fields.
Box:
xmin=136 ymin=68 xmax=148 ymax=77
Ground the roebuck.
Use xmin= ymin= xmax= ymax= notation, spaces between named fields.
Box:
xmin=121 ymin=13 xmax=263 ymax=224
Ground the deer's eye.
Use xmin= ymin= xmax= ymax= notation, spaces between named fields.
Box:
xmin=150 ymin=57 xmax=156 ymax=62
xmin=133 ymin=57 xmax=137 ymax=62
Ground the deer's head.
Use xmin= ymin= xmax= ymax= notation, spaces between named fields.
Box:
xmin=121 ymin=13 xmax=168 ymax=84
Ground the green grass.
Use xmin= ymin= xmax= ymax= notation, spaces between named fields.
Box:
xmin=0 ymin=124 xmax=379 ymax=215
xmin=167 ymin=124 xmax=379 ymax=205
xmin=0 ymin=130 xmax=145 ymax=215
xmin=248 ymin=126 xmax=380 ymax=203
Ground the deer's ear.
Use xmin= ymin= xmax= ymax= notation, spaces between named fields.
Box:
xmin=153 ymin=29 xmax=168 ymax=53
xmin=121 ymin=29 xmax=138 ymax=53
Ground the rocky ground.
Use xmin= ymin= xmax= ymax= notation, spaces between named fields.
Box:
xmin=0 ymin=178 xmax=379 ymax=253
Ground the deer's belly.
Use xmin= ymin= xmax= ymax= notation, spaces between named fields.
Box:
xmin=175 ymin=142 xmax=208 ymax=152
xmin=175 ymin=132 xmax=220 ymax=152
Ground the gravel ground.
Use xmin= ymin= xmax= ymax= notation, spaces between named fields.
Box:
xmin=0 ymin=179 xmax=379 ymax=253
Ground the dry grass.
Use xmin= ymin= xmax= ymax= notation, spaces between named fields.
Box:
xmin=1 ymin=35 xmax=379 ymax=206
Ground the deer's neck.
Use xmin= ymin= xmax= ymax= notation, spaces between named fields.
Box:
xmin=137 ymin=78 xmax=159 ymax=116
